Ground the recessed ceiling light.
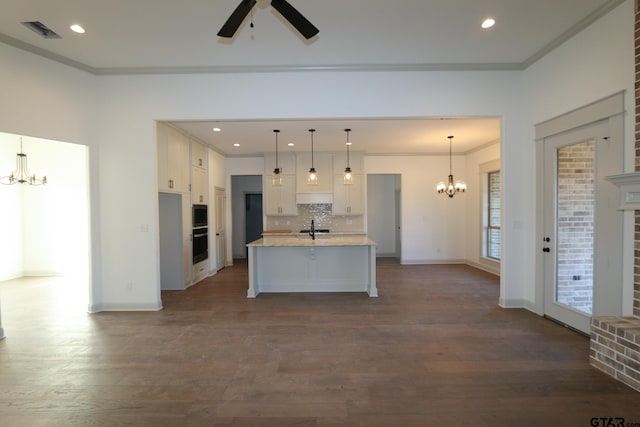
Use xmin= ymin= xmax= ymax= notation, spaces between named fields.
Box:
xmin=287 ymin=143 xmax=294 ymax=147
xmin=212 ymin=127 xmax=221 ymax=132
xmin=481 ymin=18 xmax=495 ymax=29
xmin=70 ymin=24 xmax=85 ymax=34
xmin=233 ymin=143 xmax=240 ymax=147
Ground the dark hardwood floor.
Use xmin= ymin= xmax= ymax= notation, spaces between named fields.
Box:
xmin=0 ymin=260 xmax=639 ymax=426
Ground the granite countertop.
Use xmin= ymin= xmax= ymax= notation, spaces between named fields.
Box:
xmin=247 ymin=235 xmax=377 ymax=247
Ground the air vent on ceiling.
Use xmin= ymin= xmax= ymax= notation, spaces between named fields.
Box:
xmin=21 ymin=21 xmax=61 ymax=39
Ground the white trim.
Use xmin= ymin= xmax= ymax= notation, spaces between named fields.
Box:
xmin=400 ymin=259 xmax=466 ymax=265
xmin=89 ymin=301 xmax=163 ymax=312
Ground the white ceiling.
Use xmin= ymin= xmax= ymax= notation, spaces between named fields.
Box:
xmin=0 ymin=0 xmax=621 ymax=155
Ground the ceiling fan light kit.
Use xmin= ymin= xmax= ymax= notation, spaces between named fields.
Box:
xmin=218 ymin=0 xmax=319 ymax=39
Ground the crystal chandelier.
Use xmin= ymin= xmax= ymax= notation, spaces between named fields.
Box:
xmin=0 ymin=137 xmax=47 ymax=186
xmin=436 ymin=135 xmax=465 ymax=197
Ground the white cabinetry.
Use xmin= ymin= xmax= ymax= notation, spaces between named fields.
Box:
xmin=157 ymin=123 xmax=190 ymax=193
xmin=333 ymin=174 xmax=365 ymax=215
xmin=192 ymin=166 xmax=208 ymax=204
xmin=191 ymin=140 xmax=207 ymax=169
xmin=332 ymin=152 xmax=365 ymax=215
xmin=264 ymin=153 xmax=297 ymax=216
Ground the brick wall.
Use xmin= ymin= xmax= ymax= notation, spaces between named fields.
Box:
xmin=557 ymin=141 xmax=595 ymax=313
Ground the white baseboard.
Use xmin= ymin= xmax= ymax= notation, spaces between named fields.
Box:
xmin=401 ymin=258 xmax=466 ymax=265
xmin=88 ymin=301 xmax=163 ymax=312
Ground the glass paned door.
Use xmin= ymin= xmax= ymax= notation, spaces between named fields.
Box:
xmin=555 ymin=141 xmax=594 ymax=315
xmin=543 ymin=122 xmax=607 ymax=334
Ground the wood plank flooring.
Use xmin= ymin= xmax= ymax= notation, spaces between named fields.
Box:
xmin=1 ymin=260 xmax=639 ymax=426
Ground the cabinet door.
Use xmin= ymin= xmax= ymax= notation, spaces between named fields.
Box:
xmin=165 ymin=127 xmax=190 ymax=193
xmin=264 ymin=175 xmax=297 ymax=216
xmin=332 ymin=174 xmax=364 ymax=215
xmin=265 ymin=152 xmax=296 ymax=176
xmin=192 ymin=140 xmax=207 ymax=169
xmin=192 ymin=166 xmax=208 ymax=205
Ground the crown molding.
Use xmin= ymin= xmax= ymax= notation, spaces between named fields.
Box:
xmin=0 ymin=0 xmax=626 ymax=76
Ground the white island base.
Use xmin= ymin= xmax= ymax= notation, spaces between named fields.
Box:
xmin=246 ymin=237 xmax=377 ymax=298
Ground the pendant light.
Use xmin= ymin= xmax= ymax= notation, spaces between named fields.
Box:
xmin=0 ymin=137 xmax=47 ymax=186
xmin=343 ymin=128 xmax=353 ymax=185
xmin=307 ymin=129 xmax=318 ymax=185
xmin=436 ymin=135 xmax=466 ymax=198
xmin=271 ymin=129 xmax=283 ymax=186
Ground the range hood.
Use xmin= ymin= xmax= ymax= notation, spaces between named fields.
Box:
xmin=296 ymin=192 xmax=333 ymax=205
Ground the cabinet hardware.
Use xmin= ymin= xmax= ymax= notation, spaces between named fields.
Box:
xmin=542 ymin=247 xmax=550 ymax=253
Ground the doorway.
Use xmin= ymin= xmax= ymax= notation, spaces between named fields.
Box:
xmin=215 ymin=187 xmax=227 ymax=271
xmin=245 ymin=193 xmax=263 ymax=253
xmin=0 ymin=132 xmax=90 ymax=335
xmin=537 ymin=94 xmax=624 ymax=334
xmin=367 ymin=174 xmax=401 ymax=259
xmin=230 ymin=175 xmax=263 ymax=260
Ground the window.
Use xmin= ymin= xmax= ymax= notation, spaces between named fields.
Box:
xmin=487 ymin=171 xmax=501 ymax=260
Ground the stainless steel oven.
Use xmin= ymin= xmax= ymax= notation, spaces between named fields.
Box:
xmin=192 ymin=204 xmax=208 ymax=228
xmin=193 ymin=227 xmax=208 ymax=264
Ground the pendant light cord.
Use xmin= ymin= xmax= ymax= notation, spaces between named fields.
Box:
xmin=448 ymin=135 xmax=453 ymax=175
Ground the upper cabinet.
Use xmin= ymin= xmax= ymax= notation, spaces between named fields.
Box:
xmin=192 ymin=166 xmax=208 ymax=204
xmin=296 ymin=152 xmax=333 ymax=193
xmin=263 ymin=153 xmax=297 ymax=216
xmin=333 ymin=174 xmax=365 ymax=215
xmin=158 ymin=123 xmax=190 ymax=193
xmin=191 ymin=140 xmax=208 ymax=170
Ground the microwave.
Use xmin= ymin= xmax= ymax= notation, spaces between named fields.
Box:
xmin=192 ymin=204 xmax=208 ymax=228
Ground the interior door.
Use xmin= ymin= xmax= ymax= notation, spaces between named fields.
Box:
xmin=215 ymin=187 xmax=227 ymax=271
xmin=542 ymin=120 xmax=621 ymax=334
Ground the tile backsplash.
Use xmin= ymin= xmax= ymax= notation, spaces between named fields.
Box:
xmin=265 ymin=204 xmax=364 ymax=233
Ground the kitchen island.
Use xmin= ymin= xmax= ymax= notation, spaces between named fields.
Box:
xmin=246 ymin=235 xmax=377 ymax=298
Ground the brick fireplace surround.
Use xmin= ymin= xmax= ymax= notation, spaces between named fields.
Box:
xmin=588 ymin=0 xmax=640 ymax=392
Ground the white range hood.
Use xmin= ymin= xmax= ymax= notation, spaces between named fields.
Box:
xmin=296 ymin=192 xmax=333 ymax=205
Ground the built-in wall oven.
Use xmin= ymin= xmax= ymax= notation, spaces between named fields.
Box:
xmin=192 ymin=204 xmax=208 ymax=264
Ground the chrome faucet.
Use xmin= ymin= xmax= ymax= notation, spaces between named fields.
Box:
xmin=309 ymin=219 xmax=315 ymax=240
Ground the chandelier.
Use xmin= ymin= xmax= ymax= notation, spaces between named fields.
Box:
xmin=0 ymin=137 xmax=47 ymax=186
xmin=436 ymin=135 xmax=465 ymax=198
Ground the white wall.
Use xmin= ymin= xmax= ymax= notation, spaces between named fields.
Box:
xmin=366 ymin=155 xmax=469 ymax=263
xmin=523 ymin=0 xmax=635 ymax=313
xmin=4 ymin=0 xmax=633 ymax=314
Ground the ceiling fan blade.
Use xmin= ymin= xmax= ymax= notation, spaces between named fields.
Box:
xmin=270 ymin=0 xmax=319 ymax=39
xmin=217 ymin=0 xmax=257 ymax=38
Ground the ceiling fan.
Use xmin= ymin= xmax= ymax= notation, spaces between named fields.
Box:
xmin=217 ymin=0 xmax=319 ymax=39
